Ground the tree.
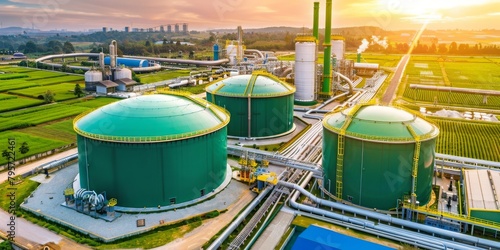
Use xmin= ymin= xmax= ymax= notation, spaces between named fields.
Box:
xmin=43 ymin=90 xmax=56 ymax=103
xmin=19 ymin=142 xmax=29 ymax=155
xmin=74 ymin=83 xmax=84 ymax=97
xmin=63 ymin=41 xmax=75 ymax=53
xmin=1 ymin=150 xmax=11 ymax=160
xmin=24 ymin=41 xmax=37 ymax=53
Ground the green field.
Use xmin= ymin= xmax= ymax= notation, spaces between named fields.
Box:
xmin=0 ymin=95 xmax=45 ymax=112
xmin=0 ymin=131 xmax=68 ymax=165
xmin=9 ymin=82 xmax=83 ymax=101
xmin=399 ymin=56 xmax=500 ymax=109
xmin=68 ymin=97 xmax=119 ymax=108
xmin=402 ymin=56 xmax=500 ymax=89
xmin=0 ymin=66 xmax=83 ymax=92
xmin=429 ymin=117 xmax=500 ymax=162
xmin=345 ymin=53 xmax=402 ymax=67
xmin=402 ymin=88 xmax=500 ymax=108
xmin=138 ymin=69 xmax=191 ymax=83
xmin=0 ymin=104 xmax=89 ymax=131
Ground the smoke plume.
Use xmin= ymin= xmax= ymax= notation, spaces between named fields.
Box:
xmin=357 ymin=36 xmax=389 ymax=53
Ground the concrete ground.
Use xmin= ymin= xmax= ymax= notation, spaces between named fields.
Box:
xmin=251 ymin=209 xmax=295 ymax=250
xmin=227 ymin=117 xmax=309 ymax=148
xmin=21 ymin=163 xmax=253 ymax=242
xmin=433 ymin=175 xmax=461 ymax=215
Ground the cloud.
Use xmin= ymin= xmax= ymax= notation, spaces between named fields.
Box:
xmin=0 ymin=0 xmax=499 ymax=30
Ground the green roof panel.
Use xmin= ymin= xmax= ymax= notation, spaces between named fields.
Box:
xmin=74 ymin=94 xmax=229 ymax=142
xmin=324 ymin=105 xmax=439 ymax=142
xmin=206 ymin=71 xmax=295 ymax=97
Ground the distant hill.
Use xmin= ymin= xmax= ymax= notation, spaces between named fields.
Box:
xmin=0 ymin=27 xmax=41 ymax=35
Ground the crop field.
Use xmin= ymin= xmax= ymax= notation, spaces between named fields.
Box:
xmin=0 ymin=94 xmax=44 ymax=112
xmin=0 ymin=66 xmax=83 ymax=92
xmin=68 ymin=97 xmax=118 ymax=108
xmin=345 ymin=53 xmax=402 ymax=67
xmin=44 ymin=119 xmax=76 ymax=135
xmin=402 ymin=88 xmax=500 ymax=108
xmin=9 ymin=82 xmax=83 ymax=101
xmin=0 ymin=67 xmax=36 ymax=73
xmin=403 ymin=56 xmax=500 ymax=89
xmin=0 ymin=131 xmax=67 ymax=166
xmin=0 ymin=104 xmax=89 ymax=131
xmin=429 ymin=117 xmax=500 ymax=162
xmin=19 ymin=119 xmax=76 ymax=144
xmin=399 ymin=56 xmax=500 ymax=109
xmin=138 ymin=69 xmax=191 ymax=84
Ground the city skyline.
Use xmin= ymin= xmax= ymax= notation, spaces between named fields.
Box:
xmin=0 ymin=0 xmax=499 ymax=31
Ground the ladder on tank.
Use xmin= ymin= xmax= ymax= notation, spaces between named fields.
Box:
xmin=406 ymin=123 xmax=421 ymax=203
xmin=335 ymin=104 xmax=362 ymax=199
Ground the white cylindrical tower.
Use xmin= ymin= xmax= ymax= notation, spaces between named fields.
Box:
xmin=226 ymin=43 xmax=237 ymax=65
xmin=84 ymin=70 xmax=103 ymax=91
xmin=114 ymin=67 xmax=132 ymax=80
xmin=331 ymin=35 xmax=345 ymax=61
xmin=294 ymin=36 xmax=317 ymax=103
xmin=109 ymin=44 xmax=116 ymax=68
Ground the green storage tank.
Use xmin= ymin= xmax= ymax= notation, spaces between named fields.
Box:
xmin=322 ymin=104 xmax=439 ymax=210
xmin=74 ymin=93 xmax=230 ymax=208
xmin=206 ymin=71 xmax=295 ymax=138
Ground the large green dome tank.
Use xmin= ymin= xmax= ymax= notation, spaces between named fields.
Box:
xmin=74 ymin=93 xmax=230 ymax=208
xmin=206 ymin=71 xmax=295 ymax=138
xmin=322 ymin=104 xmax=439 ymax=210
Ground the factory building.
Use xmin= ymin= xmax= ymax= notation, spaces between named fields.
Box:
xmin=74 ymin=94 xmax=230 ymax=208
xmin=322 ymin=104 xmax=439 ymax=210
xmin=206 ymin=71 xmax=295 ymax=138
xmin=463 ymin=170 xmax=500 ymax=223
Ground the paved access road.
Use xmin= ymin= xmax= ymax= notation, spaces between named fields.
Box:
xmin=381 ymin=54 xmax=410 ymax=104
xmin=0 ymin=148 xmax=89 ymax=249
xmin=155 ymin=189 xmax=255 ymax=250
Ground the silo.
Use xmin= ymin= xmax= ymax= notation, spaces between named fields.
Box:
xmin=294 ymin=36 xmax=317 ymax=104
xmin=206 ymin=71 xmax=295 ymax=138
xmin=113 ymin=67 xmax=132 ymax=80
xmin=84 ymin=70 xmax=102 ymax=91
xmin=213 ymin=44 xmax=220 ymax=61
xmin=331 ymin=35 xmax=345 ymax=61
xmin=322 ymin=104 xmax=439 ymax=210
xmin=74 ymin=93 xmax=230 ymax=208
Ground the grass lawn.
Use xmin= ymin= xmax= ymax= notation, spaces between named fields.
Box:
xmin=0 ymin=178 xmax=40 ymax=213
xmin=0 ymin=131 xmax=67 ymax=165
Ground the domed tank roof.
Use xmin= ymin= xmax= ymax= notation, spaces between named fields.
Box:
xmin=206 ymin=71 xmax=295 ymax=98
xmin=74 ymin=93 xmax=229 ymax=143
xmin=324 ymin=105 xmax=439 ymax=142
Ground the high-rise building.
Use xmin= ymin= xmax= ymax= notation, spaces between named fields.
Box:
xmin=182 ymin=23 xmax=188 ymax=34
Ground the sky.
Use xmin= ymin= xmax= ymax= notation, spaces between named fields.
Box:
xmin=0 ymin=0 xmax=499 ymax=31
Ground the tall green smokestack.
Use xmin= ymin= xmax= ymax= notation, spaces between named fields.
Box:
xmin=313 ymin=2 xmax=319 ymax=41
xmin=322 ymin=0 xmax=332 ymax=94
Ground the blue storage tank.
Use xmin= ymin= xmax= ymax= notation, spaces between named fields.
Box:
xmin=213 ymin=44 xmax=219 ymax=60
xmin=104 ymin=57 xmax=149 ymax=68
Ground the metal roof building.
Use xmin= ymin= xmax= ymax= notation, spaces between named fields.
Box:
xmin=206 ymin=71 xmax=295 ymax=138
xmin=464 ymin=170 xmax=500 ymax=223
xmin=323 ymin=104 xmax=439 ymax=210
xmin=74 ymin=93 xmax=230 ymax=208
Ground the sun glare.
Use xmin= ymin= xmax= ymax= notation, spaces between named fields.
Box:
xmin=380 ymin=0 xmax=489 ymax=21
